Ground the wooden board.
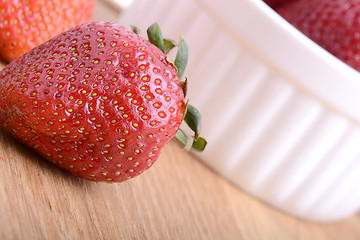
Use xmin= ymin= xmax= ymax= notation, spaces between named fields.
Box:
xmin=1 ymin=62 xmax=360 ymax=240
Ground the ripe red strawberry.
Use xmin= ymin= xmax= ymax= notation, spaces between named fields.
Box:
xmin=276 ymin=0 xmax=360 ymax=71
xmin=0 ymin=21 xmax=205 ymax=182
xmin=263 ymin=0 xmax=296 ymax=9
xmin=0 ymin=0 xmax=95 ymax=62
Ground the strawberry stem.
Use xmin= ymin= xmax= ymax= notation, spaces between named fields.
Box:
xmin=146 ymin=23 xmax=206 ymax=152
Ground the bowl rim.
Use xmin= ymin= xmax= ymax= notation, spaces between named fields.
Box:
xmin=196 ymin=0 xmax=360 ymax=123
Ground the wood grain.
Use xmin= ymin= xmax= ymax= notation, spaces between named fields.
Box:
xmin=1 ymin=62 xmax=360 ymax=240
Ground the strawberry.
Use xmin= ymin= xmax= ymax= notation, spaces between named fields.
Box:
xmin=276 ymin=0 xmax=360 ymax=72
xmin=0 ymin=21 xmax=206 ymax=182
xmin=263 ymin=0 xmax=296 ymax=9
xmin=0 ymin=0 xmax=95 ymax=62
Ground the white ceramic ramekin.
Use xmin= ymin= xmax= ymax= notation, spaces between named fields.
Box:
xmin=118 ymin=0 xmax=360 ymax=222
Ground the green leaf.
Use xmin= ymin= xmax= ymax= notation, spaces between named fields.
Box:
xmin=163 ymin=38 xmax=176 ymax=54
xmin=191 ymin=137 xmax=207 ymax=152
xmin=175 ymin=129 xmax=207 ymax=152
xmin=175 ymin=129 xmax=194 ymax=151
xmin=174 ymin=36 xmax=188 ymax=81
xmin=175 ymin=128 xmax=187 ymax=145
xmin=184 ymin=104 xmax=201 ymax=140
xmin=147 ymin=23 xmax=165 ymax=53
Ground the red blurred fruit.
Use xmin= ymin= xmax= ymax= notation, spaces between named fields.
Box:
xmin=0 ymin=0 xmax=95 ymax=62
xmin=277 ymin=0 xmax=360 ymax=71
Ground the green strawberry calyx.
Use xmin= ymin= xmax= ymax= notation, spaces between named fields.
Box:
xmin=143 ymin=23 xmax=207 ymax=152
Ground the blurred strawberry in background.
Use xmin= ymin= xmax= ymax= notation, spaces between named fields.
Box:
xmin=263 ymin=0 xmax=296 ymax=9
xmin=0 ymin=0 xmax=95 ymax=62
xmin=266 ymin=0 xmax=360 ymax=72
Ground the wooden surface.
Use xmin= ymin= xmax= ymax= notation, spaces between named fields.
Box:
xmin=1 ymin=63 xmax=360 ymax=240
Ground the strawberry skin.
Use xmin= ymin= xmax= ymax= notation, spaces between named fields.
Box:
xmin=277 ymin=0 xmax=360 ymax=71
xmin=0 ymin=21 xmax=186 ymax=182
xmin=263 ymin=0 xmax=296 ymax=9
xmin=0 ymin=0 xmax=95 ymax=62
